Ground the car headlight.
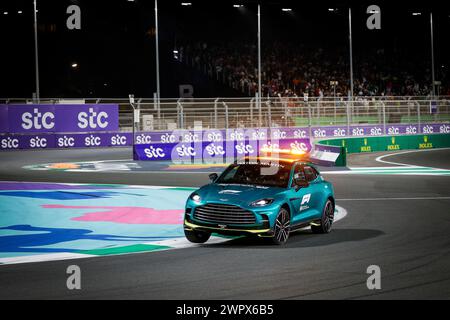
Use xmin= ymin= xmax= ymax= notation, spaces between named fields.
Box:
xmin=250 ymin=198 xmax=274 ymax=207
xmin=190 ymin=193 xmax=201 ymax=203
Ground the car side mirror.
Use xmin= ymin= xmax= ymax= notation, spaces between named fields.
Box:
xmin=209 ymin=173 xmax=218 ymax=182
xmin=294 ymin=178 xmax=309 ymax=190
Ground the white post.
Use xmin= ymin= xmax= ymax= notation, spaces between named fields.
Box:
xmin=33 ymin=0 xmax=40 ymax=102
xmin=348 ymin=8 xmax=354 ymax=100
xmin=155 ymin=0 xmax=161 ymax=110
xmin=257 ymin=4 xmax=262 ymax=117
xmin=430 ymin=13 xmax=436 ymax=98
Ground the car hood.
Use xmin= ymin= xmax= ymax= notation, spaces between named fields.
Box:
xmin=197 ymin=183 xmax=285 ymax=207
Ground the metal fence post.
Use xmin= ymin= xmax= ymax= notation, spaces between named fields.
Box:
xmin=417 ymin=101 xmax=421 ymax=133
xmin=177 ymin=99 xmax=184 ymax=129
xmin=214 ymin=98 xmax=219 ymax=129
xmin=346 ymin=101 xmax=350 ymax=136
xmin=223 ymin=101 xmax=229 ymax=129
xmin=266 ymin=100 xmax=272 ymax=128
xmin=250 ymin=98 xmax=254 ymax=128
xmin=308 ymin=103 xmax=312 ymax=138
xmin=257 ymin=93 xmax=262 ymax=128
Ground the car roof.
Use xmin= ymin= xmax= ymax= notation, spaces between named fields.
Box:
xmin=238 ymin=156 xmax=311 ymax=166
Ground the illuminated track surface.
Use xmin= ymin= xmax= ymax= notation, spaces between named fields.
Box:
xmin=0 ymin=147 xmax=450 ymax=299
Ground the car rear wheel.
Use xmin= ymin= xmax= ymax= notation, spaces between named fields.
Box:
xmin=311 ymin=199 xmax=334 ymax=234
xmin=271 ymin=208 xmax=290 ymax=245
xmin=184 ymin=229 xmax=211 ymax=243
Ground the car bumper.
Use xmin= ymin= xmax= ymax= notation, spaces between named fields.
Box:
xmin=183 ymin=217 xmax=273 ymax=237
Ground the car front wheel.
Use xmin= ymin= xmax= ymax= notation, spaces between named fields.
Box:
xmin=311 ymin=199 xmax=334 ymax=234
xmin=184 ymin=229 xmax=211 ymax=243
xmin=271 ymin=207 xmax=290 ymax=245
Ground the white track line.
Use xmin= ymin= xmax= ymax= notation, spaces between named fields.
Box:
xmin=375 ymin=148 xmax=450 ymax=167
xmin=0 ymin=253 xmax=95 ymax=265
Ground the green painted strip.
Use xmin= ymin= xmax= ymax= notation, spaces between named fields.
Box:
xmin=77 ymin=244 xmax=171 ymax=256
xmin=167 ymin=187 xmax=197 ymax=191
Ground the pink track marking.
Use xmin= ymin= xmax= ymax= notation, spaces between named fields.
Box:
xmin=42 ymin=204 xmax=184 ymax=225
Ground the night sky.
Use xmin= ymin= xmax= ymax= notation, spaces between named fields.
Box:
xmin=0 ymin=0 xmax=449 ymax=98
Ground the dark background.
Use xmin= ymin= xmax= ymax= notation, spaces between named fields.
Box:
xmin=0 ymin=0 xmax=449 ymax=98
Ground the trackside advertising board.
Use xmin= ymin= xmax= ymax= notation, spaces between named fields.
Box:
xmin=133 ymin=138 xmax=312 ymax=161
xmin=0 ymin=104 xmax=119 ymax=133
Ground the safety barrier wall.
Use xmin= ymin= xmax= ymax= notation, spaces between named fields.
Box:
xmin=316 ymin=134 xmax=450 ymax=166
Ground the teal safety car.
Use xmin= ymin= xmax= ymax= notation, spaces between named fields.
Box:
xmin=183 ymin=155 xmax=335 ymax=245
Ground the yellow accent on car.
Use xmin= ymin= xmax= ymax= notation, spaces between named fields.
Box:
xmin=184 ymin=220 xmax=270 ymax=234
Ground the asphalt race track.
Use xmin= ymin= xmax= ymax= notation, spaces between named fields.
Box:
xmin=0 ymin=147 xmax=450 ymax=299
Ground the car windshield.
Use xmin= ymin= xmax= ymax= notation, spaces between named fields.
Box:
xmin=216 ymin=161 xmax=292 ymax=188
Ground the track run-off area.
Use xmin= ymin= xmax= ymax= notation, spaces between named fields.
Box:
xmin=0 ymin=147 xmax=450 ymax=299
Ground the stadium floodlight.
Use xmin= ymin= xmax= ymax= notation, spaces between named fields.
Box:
xmin=328 ymin=8 xmax=335 ymax=12
xmin=71 ymin=63 xmax=78 ymax=68
xmin=181 ymin=2 xmax=192 ymax=6
xmin=282 ymin=8 xmax=292 ymax=12
xmin=3 ymin=11 xmax=8 ymax=15
xmin=233 ymin=4 xmax=244 ymax=8
xmin=18 ymin=11 xmax=23 ymax=14
xmin=412 ymin=12 xmax=422 ymax=16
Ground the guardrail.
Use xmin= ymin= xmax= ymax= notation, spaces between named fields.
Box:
xmin=1 ymin=97 xmax=449 ymax=132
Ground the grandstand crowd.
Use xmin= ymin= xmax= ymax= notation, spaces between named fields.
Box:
xmin=177 ymin=41 xmax=449 ymax=98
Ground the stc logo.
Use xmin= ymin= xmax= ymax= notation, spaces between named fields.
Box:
xmin=235 ymin=143 xmax=254 ymax=155
xmin=182 ymin=133 xmax=200 ymax=143
xmin=206 ymin=132 xmax=223 ymax=142
xmin=29 ymin=136 xmax=47 ymax=148
xmin=313 ymin=129 xmax=326 ymax=137
xmin=290 ymin=141 xmax=308 ymax=152
xmin=352 ymin=128 xmax=364 ymax=136
xmin=333 ymin=128 xmax=346 ymax=137
xmin=22 ymin=108 xmax=55 ymax=130
xmin=440 ymin=125 xmax=450 ymax=134
xmin=84 ymin=135 xmax=101 ymax=146
xmin=228 ymin=131 xmax=245 ymax=141
xmin=406 ymin=126 xmax=417 ymax=134
xmin=160 ymin=133 xmax=177 ymax=143
xmin=1 ymin=137 xmax=19 ymax=149
xmin=370 ymin=127 xmax=383 ymax=135
xmin=144 ymin=146 xmax=165 ymax=159
xmin=387 ymin=127 xmax=400 ymax=135
xmin=422 ymin=125 xmax=434 ymax=134
xmin=111 ymin=134 xmax=127 ymax=146
xmin=252 ymin=130 xmax=266 ymax=140
xmin=294 ymin=129 xmax=307 ymax=138
xmin=136 ymin=134 xmax=152 ymax=144
xmin=176 ymin=145 xmax=196 ymax=157
xmin=205 ymin=143 xmax=225 ymax=156
xmin=271 ymin=130 xmax=287 ymax=139
xmin=57 ymin=135 xmax=75 ymax=147
xmin=78 ymin=108 xmax=108 ymax=129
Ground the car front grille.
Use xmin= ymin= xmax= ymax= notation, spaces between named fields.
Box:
xmin=193 ymin=203 xmax=256 ymax=225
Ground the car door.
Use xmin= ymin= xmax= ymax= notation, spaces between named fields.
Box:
xmin=288 ymin=164 xmax=322 ymax=225
xmin=301 ymin=165 xmax=323 ymax=220
xmin=287 ymin=164 xmax=313 ymax=225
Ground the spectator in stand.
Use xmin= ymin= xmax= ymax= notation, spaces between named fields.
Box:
xmin=179 ymin=40 xmax=448 ymax=98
